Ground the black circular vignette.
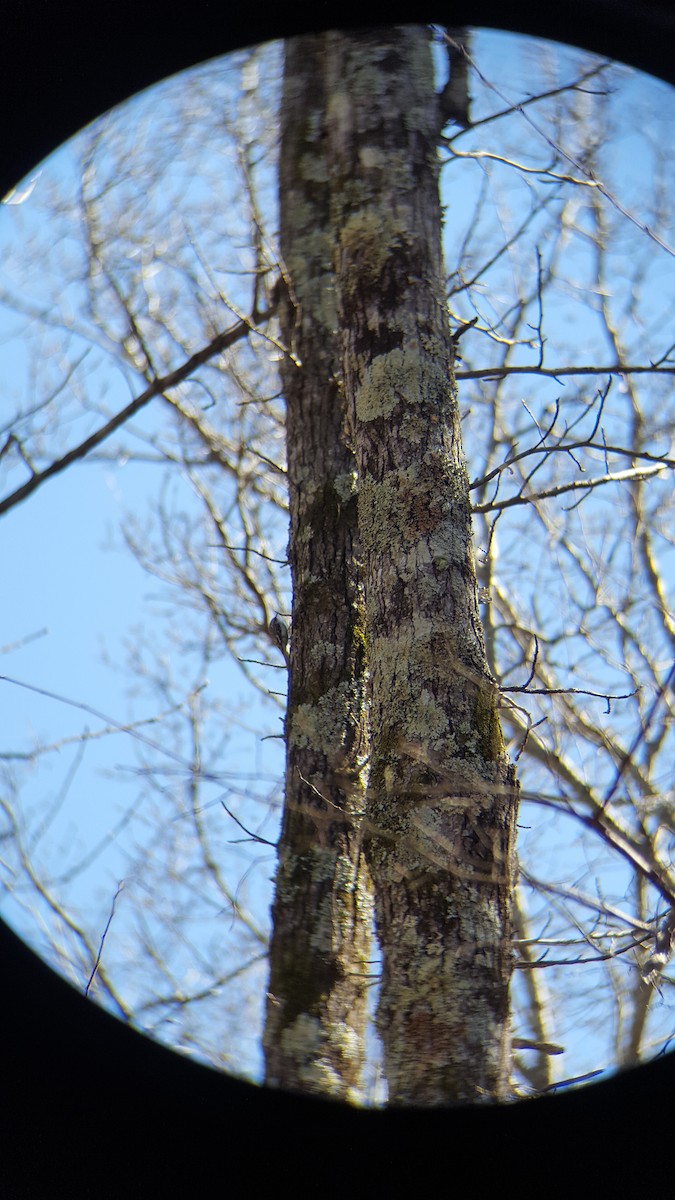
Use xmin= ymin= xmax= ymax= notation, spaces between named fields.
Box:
xmin=3 ymin=4 xmax=674 ymax=1194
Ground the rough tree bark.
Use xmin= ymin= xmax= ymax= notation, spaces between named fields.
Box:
xmin=324 ymin=26 xmax=519 ymax=1105
xmin=265 ymin=24 xmax=519 ymax=1106
xmin=262 ymin=35 xmax=373 ymax=1102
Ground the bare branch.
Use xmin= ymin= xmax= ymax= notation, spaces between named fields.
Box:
xmin=473 ymin=461 xmax=670 ymax=513
xmin=457 ymin=362 xmax=675 ymax=381
xmin=0 ymin=311 xmax=275 ymax=519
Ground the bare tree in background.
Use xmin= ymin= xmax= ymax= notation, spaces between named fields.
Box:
xmin=0 ymin=25 xmax=673 ymax=1104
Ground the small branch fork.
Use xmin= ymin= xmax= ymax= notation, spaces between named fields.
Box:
xmin=500 ymin=635 xmax=637 ymax=706
xmin=469 ymin=383 xmax=674 ymax=513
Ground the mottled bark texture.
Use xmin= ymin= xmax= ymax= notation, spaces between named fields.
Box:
xmin=324 ymin=26 xmax=519 ymax=1105
xmin=262 ymin=36 xmax=373 ymax=1102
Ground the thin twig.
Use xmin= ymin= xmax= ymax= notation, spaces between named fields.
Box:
xmin=85 ymin=881 xmax=125 ymax=997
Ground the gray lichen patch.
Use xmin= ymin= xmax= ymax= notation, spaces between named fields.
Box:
xmin=289 ymin=681 xmax=362 ymax=751
xmin=338 ymin=210 xmax=408 ymax=299
xmin=333 ymin=469 xmax=358 ymax=503
xmin=354 ymin=346 xmax=451 ymax=424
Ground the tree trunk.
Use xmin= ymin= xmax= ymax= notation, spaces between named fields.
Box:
xmin=324 ymin=26 xmax=519 ymax=1105
xmin=262 ymin=35 xmax=373 ymax=1102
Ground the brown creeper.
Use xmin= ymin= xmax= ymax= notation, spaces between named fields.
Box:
xmin=269 ymin=614 xmax=290 ymax=664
